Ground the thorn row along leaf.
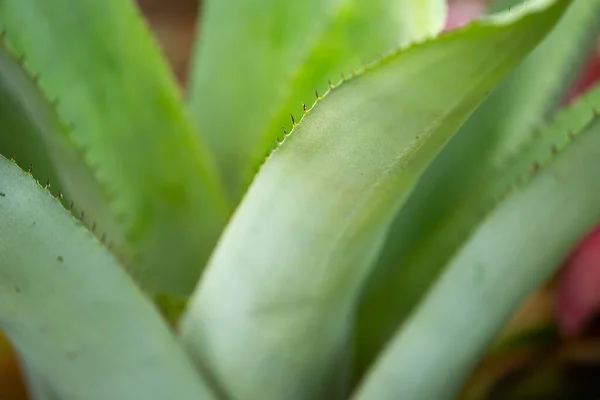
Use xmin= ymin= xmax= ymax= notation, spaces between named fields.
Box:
xmin=0 ymin=28 xmax=133 ymax=261
xmin=0 ymin=28 xmax=128 ymax=230
xmin=6 ymin=143 xmax=127 ymax=265
xmin=4 ymin=155 xmax=130 ymax=270
xmin=253 ymin=11 xmax=535 ymax=178
xmin=254 ymin=33 xmax=438 ymax=175
xmin=500 ymin=89 xmax=600 ymax=169
xmin=461 ymin=107 xmax=600 ymax=250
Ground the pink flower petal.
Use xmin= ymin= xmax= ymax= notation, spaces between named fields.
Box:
xmin=565 ymin=46 xmax=600 ymax=103
xmin=557 ymin=226 xmax=600 ymax=335
xmin=445 ymin=0 xmax=486 ymax=31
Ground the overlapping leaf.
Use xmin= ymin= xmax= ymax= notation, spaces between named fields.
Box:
xmin=188 ymin=0 xmax=447 ymax=202
xmin=0 ymin=39 xmax=124 ymax=247
xmin=180 ymin=1 xmax=569 ymax=399
xmin=355 ymin=0 xmax=600 ymax=372
xmin=0 ymin=0 xmax=229 ymax=296
xmin=354 ymin=109 xmax=600 ymax=400
xmin=0 ymin=155 xmax=215 ymax=400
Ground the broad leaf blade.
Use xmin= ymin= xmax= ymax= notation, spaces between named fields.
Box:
xmin=0 ymin=155 xmax=214 ymax=400
xmin=0 ymin=0 xmax=229 ymax=296
xmin=0 ymin=39 xmax=124 ymax=247
xmin=356 ymin=0 xmax=600 ymax=372
xmin=180 ymin=2 xmax=569 ymax=399
xmin=356 ymin=81 xmax=600 ymax=396
xmin=353 ymin=113 xmax=600 ymax=400
xmin=188 ymin=0 xmax=447 ymax=202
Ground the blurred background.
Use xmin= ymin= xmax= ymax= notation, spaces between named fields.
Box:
xmin=135 ymin=0 xmax=199 ymax=85
xmin=1 ymin=0 xmax=600 ymax=399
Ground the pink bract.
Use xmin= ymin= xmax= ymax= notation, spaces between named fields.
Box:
xmin=556 ymin=225 xmax=600 ymax=335
xmin=445 ymin=0 xmax=486 ymax=30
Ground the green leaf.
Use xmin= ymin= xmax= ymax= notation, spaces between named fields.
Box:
xmin=179 ymin=2 xmax=569 ymax=399
xmin=0 ymin=155 xmax=215 ymax=400
xmin=352 ymin=111 xmax=600 ymax=400
xmin=398 ymin=0 xmax=448 ymax=41
xmin=476 ymin=0 xmax=600 ymax=159
xmin=0 ymin=0 xmax=229 ymax=296
xmin=0 ymin=38 xmax=124 ymax=248
xmin=188 ymin=0 xmax=447 ymax=202
xmin=355 ymin=0 xmax=600 ymax=372
xmin=0 ymin=58 xmax=59 ymax=194
xmin=490 ymin=0 xmax=538 ymax=13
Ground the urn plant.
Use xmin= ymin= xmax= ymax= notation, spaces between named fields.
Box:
xmin=1 ymin=0 xmax=600 ymax=399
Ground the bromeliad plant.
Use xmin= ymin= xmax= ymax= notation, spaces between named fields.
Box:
xmin=1 ymin=0 xmax=600 ymax=398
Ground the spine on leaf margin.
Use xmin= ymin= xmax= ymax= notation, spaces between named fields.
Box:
xmin=0 ymin=33 xmax=107 ymax=201
xmin=0 ymin=31 xmax=132 ymax=278
xmin=3 ymin=156 xmax=128 ymax=269
xmin=458 ymin=85 xmax=600 ymax=246
xmin=254 ymin=38 xmax=434 ymax=175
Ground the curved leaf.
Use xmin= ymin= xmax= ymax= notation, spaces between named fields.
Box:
xmin=0 ymin=38 xmax=124 ymax=248
xmin=0 ymin=155 xmax=214 ymax=400
xmin=353 ymin=111 xmax=600 ymax=400
xmin=0 ymin=0 xmax=229 ymax=296
xmin=0 ymin=58 xmax=59 ymax=195
xmin=355 ymin=0 xmax=600 ymax=372
xmin=484 ymin=0 xmax=600 ymax=157
xmin=179 ymin=2 xmax=570 ymax=399
xmin=188 ymin=0 xmax=447 ymax=202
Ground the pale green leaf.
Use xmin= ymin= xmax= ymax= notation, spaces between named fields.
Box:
xmin=355 ymin=0 xmax=600 ymax=372
xmin=0 ymin=38 xmax=124 ymax=248
xmin=188 ymin=0 xmax=447 ymax=202
xmin=179 ymin=2 xmax=569 ymax=399
xmin=398 ymin=0 xmax=448 ymax=42
xmin=0 ymin=155 xmax=215 ymax=400
xmin=353 ymin=112 xmax=600 ymax=400
xmin=0 ymin=0 xmax=229 ymax=296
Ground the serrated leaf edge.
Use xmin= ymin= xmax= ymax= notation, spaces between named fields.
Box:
xmin=251 ymin=0 xmax=567 ymax=177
